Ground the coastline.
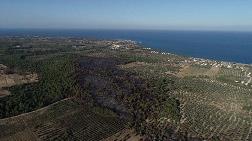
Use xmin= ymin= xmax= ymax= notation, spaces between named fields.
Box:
xmin=1 ymin=29 xmax=252 ymax=64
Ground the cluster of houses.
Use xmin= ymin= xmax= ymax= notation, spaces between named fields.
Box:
xmin=72 ymin=39 xmax=108 ymax=49
xmin=188 ymin=57 xmax=243 ymax=69
xmin=188 ymin=58 xmax=252 ymax=87
xmin=110 ymin=40 xmax=138 ymax=50
xmin=70 ymin=38 xmax=139 ymax=50
xmin=147 ymin=48 xmax=171 ymax=55
xmin=241 ymin=72 xmax=252 ymax=86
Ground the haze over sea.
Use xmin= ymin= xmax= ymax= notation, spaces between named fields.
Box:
xmin=1 ymin=29 xmax=252 ymax=64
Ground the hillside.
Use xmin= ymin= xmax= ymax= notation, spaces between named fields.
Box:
xmin=0 ymin=98 xmax=126 ymax=141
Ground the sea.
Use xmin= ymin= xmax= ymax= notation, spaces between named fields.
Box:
xmin=1 ymin=29 xmax=252 ymax=64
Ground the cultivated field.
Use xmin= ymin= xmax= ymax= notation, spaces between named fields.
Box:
xmin=0 ymin=98 xmax=126 ymax=141
xmin=120 ymin=49 xmax=252 ymax=140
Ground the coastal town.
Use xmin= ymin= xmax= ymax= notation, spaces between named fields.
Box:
xmin=142 ymin=47 xmax=252 ymax=88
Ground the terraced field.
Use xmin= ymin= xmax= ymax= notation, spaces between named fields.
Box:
xmin=0 ymin=98 xmax=126 ymax=141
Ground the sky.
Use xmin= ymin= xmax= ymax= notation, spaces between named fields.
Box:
xmin=1 ymin=0 xmax=252 ymax=31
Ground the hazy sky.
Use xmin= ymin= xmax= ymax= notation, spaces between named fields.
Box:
xmin=1 ymin=0 xmax=252 ymax=31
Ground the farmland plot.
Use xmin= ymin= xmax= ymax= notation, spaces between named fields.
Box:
xmin=174 ymin=78 xmax=252 ymax=140
xmin=0 ymin=98 xmax=126 ymax=141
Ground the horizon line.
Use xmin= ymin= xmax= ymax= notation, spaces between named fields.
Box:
xmin=1 ymin=28 xmax=252 ymax=33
